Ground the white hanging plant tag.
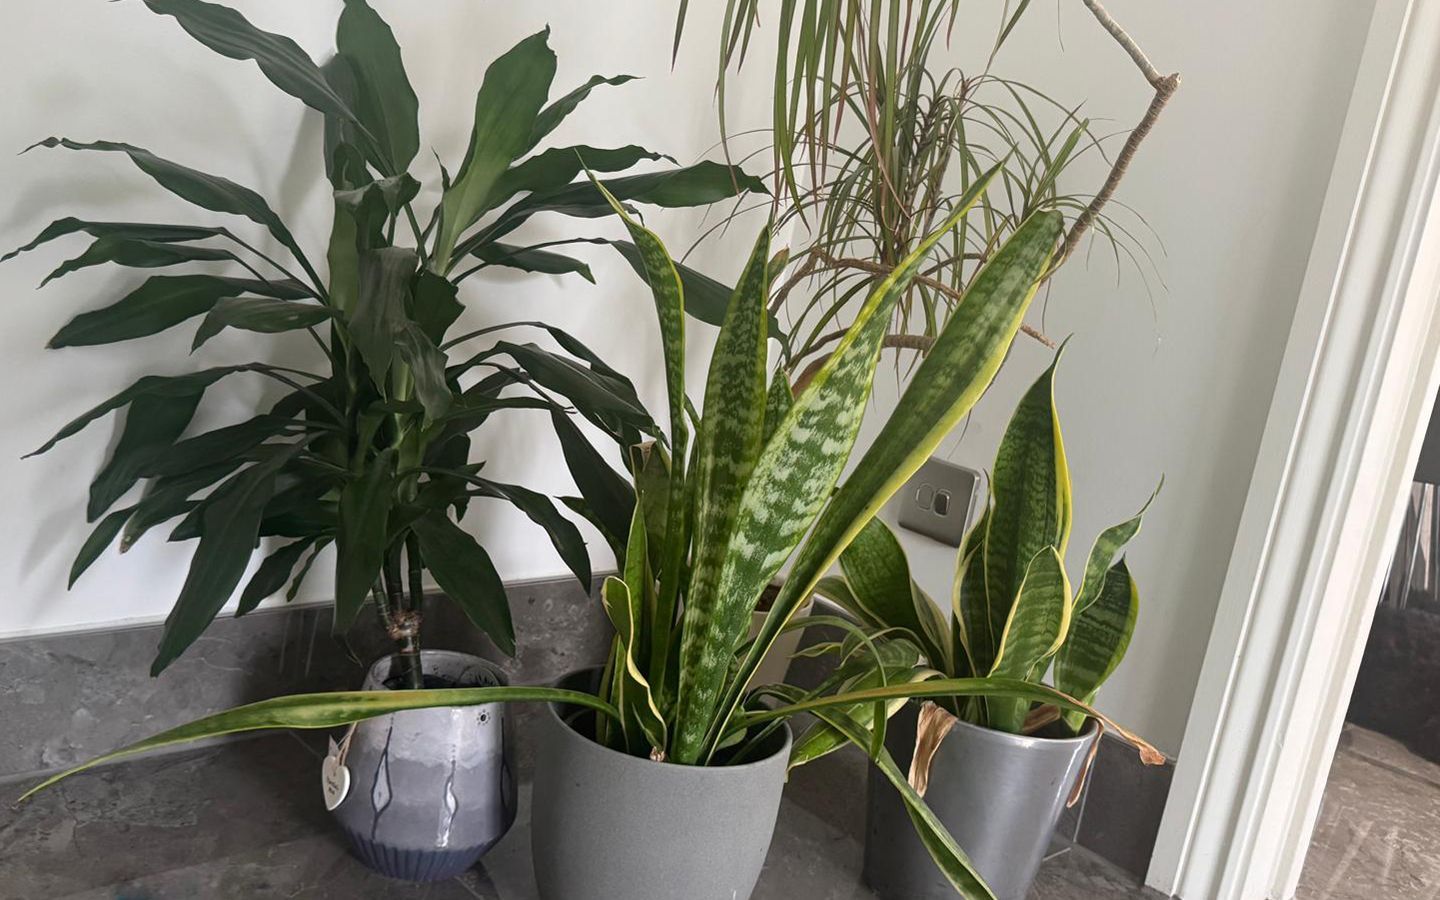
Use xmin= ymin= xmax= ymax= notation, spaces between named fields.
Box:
xmin=321 ymin=734 xmax=352 ymax=811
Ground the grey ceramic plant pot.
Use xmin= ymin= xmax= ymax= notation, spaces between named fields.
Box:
xmin=863 ymin=703 xmax=1097 ymax=900
xmin=531 ymin=668 xmax=792 ymax=900
xmin=331 ymin=649 xmax=516 ymax=882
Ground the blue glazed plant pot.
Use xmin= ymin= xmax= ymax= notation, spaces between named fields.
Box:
xmin=331 ymin=649 xmax=516 ymax=882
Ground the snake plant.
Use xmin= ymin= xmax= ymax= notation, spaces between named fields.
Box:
xmin=817 ymin=351 xmax=1161 ymax=738
xmin=8 ymin=0 xmax=760 ymax=685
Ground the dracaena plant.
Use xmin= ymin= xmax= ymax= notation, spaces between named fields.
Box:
xmin=8 ymin=0 xmax=761 ymax=685
xmin=818 ymin=353 xmax=1162 ymax=742
xmin=671 ymin=0 xmax=1177 ymax=385
xmin=20 ymin=173 xmax=1165 ymax=900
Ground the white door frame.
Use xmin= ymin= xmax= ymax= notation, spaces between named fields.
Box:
xmin=1145 ymin=1 xmax=1440 ymax=897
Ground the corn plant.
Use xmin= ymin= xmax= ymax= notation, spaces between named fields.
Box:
xmin=8 ymin=0 xmax=760 ymax=685
xmin=817 ymin=351 xmax=1160 ymax=738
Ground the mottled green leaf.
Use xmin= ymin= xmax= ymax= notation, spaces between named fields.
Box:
xmin=988 ymin=546 xmax=1072 ymax=733
xmin=1055 ymin=559 xmax=1139 ymax=733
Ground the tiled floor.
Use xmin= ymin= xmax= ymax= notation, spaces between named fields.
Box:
xmin=0 ymin=734 xmax=1154 ymax=899
xmin=1297 ymin=725 xmax=1440 ymax=900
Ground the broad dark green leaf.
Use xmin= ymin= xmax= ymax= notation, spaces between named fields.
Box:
xmin=49 ymin=274 xmax=309 ymax=348
xmin=137 ymin=414 xmax=295 ymax=478
xmin=468 ymin=242 xmax=594 ymax=282
xmin=123 ymin=460 xmax=246 ymax=549
xmin=41 ymin=237 xmax=236 ymax=287
xmin=486 ymin=162 xmax=766 ymax=243
xmin=348 ymin=247 xmax=417 ymax=382
xmin=550 ymin=408 xmax=635 ymax=552
xmin=393 ymin=322 xmax=453 ymax=420
xmin=30 ymin=365 xmax=253 ymax=457
xmin=88 ymin=391 xmax=202 ymax=521
xmin=336 ymin=0 xmax=420 ymax=173
xmin=236 ymin=537 xmax=317 ymax=616
xmin=151 ymin=445 xmax=300 ymax=674
xmin=486 ymin=145 xmax=667 ymax=214
xmin=3 ymin=219 xmax=226 ymax=263
xmin=141 ymin=0 xmax=378 ymax=161
xmin=333 ymin=449 xmax=395 ymax=633
xmin=408 ymin=269 xmax=462 ymax=343
xmin=411 ymin=511 xmax=516 ymax=655
xmin=496 ymin=341 xmax=649 ymax=432
xmin=286 ymin=537 xmax=331 ymax=601
xmin=435 ymin=29 xmax=556 ymax=270
xmin=28 ymin=138 xmax=307 ymax=265
xmin=467 ymin=476 xmax=591 ymax=589
xmin=69 ymin=506 xmax=137 ymax=588
xmin=192 ymin=297 xmax=335 ymax=350
xmin=527 ymin=74 xmax=638 ymax=150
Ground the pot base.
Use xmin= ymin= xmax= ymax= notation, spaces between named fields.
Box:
xmin=340 ymin=825 xmax=499 ymax=882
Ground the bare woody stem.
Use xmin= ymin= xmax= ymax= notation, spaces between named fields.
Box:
xmin=1062 ymin=0 xmax=1180 ymax=262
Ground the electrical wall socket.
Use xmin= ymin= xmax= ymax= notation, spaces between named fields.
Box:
xmin=898 ymin=458 xmax=982 ymax=547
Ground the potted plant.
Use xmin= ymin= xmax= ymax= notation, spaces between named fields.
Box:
xmin=815 ymin=352 xmax=1164 ymax=900
xmin=24 ymin=162 xmax=1163 ymax=900
xmin=9 ymin=0 xmax=760 ymax=881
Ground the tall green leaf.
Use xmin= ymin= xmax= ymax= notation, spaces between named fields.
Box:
xmin=1055 ymin=559 xmax=1140 ymax=732
xmin=434 ymin=29 xmax=556 ymax=270
xmin=151 ymin=445 xmax=301 ymax=674
xmin=674 ymin=226 xmax=772 ymax=755
xmin=464 ymin=477 xmax=591 ymax=589
xmin=336 ymin=0 xmax=420 ymax=174
xmin=591 ymin=175 xmax=690 ymax=689
xmin=20 ymin=685 xmax=621 ymax=801
xmin=839 ymin=517 xmax=950 ymax=669
xmin=713 ymin=205 xmax=1061 ymax=757
xmin=411 ymin=511 xmax=516 ymax=655
xmin=988 ymin=546 xmax=1072 ymax=733
xmin=984 ymin=353 xmax=1071 ymax=639
xmin=1072 ymin=482 xmax=1159 ymax=616
xmin=601 ymin=574 xmax=667 ymax=753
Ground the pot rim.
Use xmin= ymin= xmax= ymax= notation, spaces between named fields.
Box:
xmin=547 ymin=666 xmax=793 ymax=773
xmin=361 ymin=648 xmax=510 ymax=692
xmin=939 ymin=706 xmax=1100 ymax=749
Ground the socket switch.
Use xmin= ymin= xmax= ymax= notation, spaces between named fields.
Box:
xmin=898 ymin=458 xmax=981 ymax=547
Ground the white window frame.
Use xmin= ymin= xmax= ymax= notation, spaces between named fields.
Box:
xmin=1146 ymin=2 xmax=1440 ymax=897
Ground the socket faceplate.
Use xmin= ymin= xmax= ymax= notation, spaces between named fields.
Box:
xmin=897 ymin=458 xmax=981 ymax=546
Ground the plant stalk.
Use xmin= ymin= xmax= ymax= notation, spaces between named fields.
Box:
xmin=383 ymin=547 xmax=423 ymax=690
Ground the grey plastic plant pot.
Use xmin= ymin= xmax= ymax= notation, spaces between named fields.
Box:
xmin=331 ymin=650 xmax=516 ymax=882
xmin=531 ymin=668 xmax=792 ymax=900
xmin=863 ymin=702 xmax=1097 ymax=900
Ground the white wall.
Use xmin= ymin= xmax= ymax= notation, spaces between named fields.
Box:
xmin=0 ymin=0 xmax=1377 ymax=760
xmin=0 ymin=0 xmax=768 ymax=638
xmin=868 ymin=1 xmax=1374 ymax=755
